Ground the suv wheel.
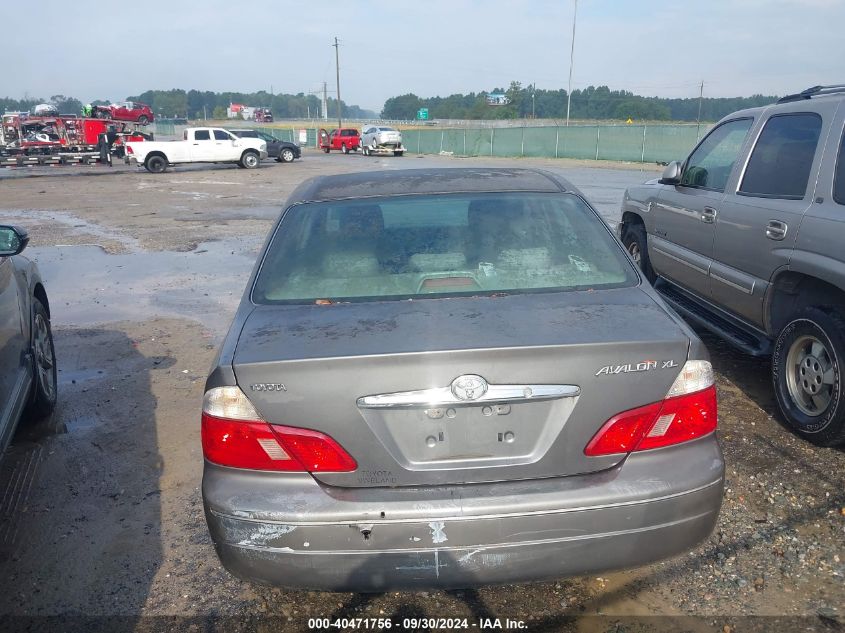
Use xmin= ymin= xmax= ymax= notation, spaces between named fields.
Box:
xmin=279 ymin=148 xmax=295 ymax=163
xmin=341 ymin=143 xmax=349 ymax=154
xmin=772 ymin=307 xmax=845 ymax=446
xmin=622 ymin=223 xmax=655 ymax=282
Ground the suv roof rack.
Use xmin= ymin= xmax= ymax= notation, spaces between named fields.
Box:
xmin=777 ymin=84 xmax=845 ymax=104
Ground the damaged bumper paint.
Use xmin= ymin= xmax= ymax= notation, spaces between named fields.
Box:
xmin=203 ymin=435 xmax=723 ymax=591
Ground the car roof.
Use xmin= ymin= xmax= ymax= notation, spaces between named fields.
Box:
xmin=286 ymin=167 xmax=578 ymax=204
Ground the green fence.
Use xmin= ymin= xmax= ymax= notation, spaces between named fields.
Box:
xmin=169 ymin=122 xmax=705 ymax=164
xmin=401 ymin=124 xmax=704 ymax=164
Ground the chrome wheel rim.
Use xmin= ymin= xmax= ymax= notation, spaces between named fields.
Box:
xmin=282 ymin=150 xmax=293 ymax=162
xmin=627 ymin=241 xmax=642 ymax=266
xmin=786 ymin=334 xmax=835 ymax=417
xmin=34 ymin=313 xmax=55 ymax=401
xmin=244 ymin=153 xmax=258 ymax=167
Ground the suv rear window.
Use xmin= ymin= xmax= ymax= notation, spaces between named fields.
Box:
xmin=739 ymin=113 xmax=822 ymax=200
xmin=252 ymin=193 xmax=636 ymax=304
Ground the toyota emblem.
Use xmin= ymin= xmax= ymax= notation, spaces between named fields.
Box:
xmin=450 ymin=374 xmax=489 ymax=401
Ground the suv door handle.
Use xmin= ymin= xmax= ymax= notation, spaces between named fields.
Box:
xmin=701 ymin=207 xmax=717 ymax=223
xmin=766 ymin=220 xmax=788 ymax=241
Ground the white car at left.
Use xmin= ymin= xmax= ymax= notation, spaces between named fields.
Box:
xmin=125 ymin=127 xmax=267 ymax=173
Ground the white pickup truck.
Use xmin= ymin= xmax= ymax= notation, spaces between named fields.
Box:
xmin=125 ymin=127 xmax=267 ymax=173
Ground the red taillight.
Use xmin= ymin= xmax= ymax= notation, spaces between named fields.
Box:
xmin=584 ymin=384 xmax=718 ymax=456
xmin=202 ymin=413 xmax=357 ymax=472
xmin=126 ymin=145 xmax=133 ymax=154
xmin=201 ymin=386 xmax=357 ymax=472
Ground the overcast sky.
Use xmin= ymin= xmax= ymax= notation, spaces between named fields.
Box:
xmin=7 ymin=0 xmax=844 ymax=111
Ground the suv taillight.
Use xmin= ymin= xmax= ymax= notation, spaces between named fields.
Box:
xmin=201 ymin=387 xmax=357 ymax=472
xmin=584 ymin=360 xmax=717 ymax=456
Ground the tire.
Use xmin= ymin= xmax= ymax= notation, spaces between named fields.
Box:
xmin=362 ymin=146 xmax=369 ymax=156
xmin=341 ymin=143 xmax=349 ymax=154
xmin=24 ymin=299 xmax=57 ymax=421
xmin=394 ymin=151 xmax=404 ymax=157
xmin=138 ymin=115 xmax=149 ymax=125
xmin=279 ymin=148 xmax=295 ymax=163
xmin=772 ymin=307 xmax=845 ymax=446
xmin=323 ymin=147 xmax=330 ymax=153
xmin=622 ymin=222 xmax=655 ymax=282
xmin=241 ymin=150 xmax=260 ymax=169
xmin=145 ymin=155 xmax=167 ymax=173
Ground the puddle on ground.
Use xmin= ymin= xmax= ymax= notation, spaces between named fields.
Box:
xmin=3 ymin=209 xmax=144 ymax=252
xmin=57 ymin=368 xmax=106 ymax=385
xmin=61 ymin=414 xmax=98 ymax=434
xmin=27 ymin=237 xmax=259 ymax=334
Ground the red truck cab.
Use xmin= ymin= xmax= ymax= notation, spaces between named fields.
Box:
xmin=319 ymin=127 xmax=360 ymax=153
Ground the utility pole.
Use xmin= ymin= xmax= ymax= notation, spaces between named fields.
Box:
xmin=566 ymin=0 xmax=578 ymax=127
xmin=696 ymin=81 xmax=704 ymax=141
xmin=333 ymin=37 xmax=342 ymax=128
xmin=323 ymin=82 xmax=329 ymax=120
xmin=532 ymin=83 xmax=536 ymax=119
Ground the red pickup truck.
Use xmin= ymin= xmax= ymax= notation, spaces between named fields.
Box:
xmin=319 ymin=127 xmax=360 ymax=154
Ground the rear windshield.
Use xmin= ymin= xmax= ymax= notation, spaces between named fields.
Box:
xmin=252 ymin=193 xmax=636 ymax=304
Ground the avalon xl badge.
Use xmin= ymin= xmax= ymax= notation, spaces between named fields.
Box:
xmin=450 ymin=374 xmax=488 ymax=401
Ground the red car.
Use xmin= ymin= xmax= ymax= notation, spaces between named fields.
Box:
xmin=319 ymin=127 xmax=360 ymax=153
xmin=95 ymin=101 xmax=155 ymax=125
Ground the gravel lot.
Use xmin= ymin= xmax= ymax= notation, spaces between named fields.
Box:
xmin=1 ymin=152 xmax=843 ymax=632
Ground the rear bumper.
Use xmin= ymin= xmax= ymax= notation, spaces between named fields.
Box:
xmin=203 ymin=435 xmax=723 ymax=591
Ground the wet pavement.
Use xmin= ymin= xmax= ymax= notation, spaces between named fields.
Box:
xmin=28 ymin=239 xmax=257 ymax=334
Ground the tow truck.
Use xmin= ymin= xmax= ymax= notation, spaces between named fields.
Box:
xmin=0 ymin=113 xmax=150 ymax=167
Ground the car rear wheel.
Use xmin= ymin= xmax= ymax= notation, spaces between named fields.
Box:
xmin=145 ymin=155 xmax=167 ymax=173
xmin=362 ymin=146 xmax=369 ymax=156
xmin=622 ymin=223 xmax=655 ymax=282
xmin=341 ymin=143 xmax=349 ymax=154
xmin=241 ymin=150 xmax=260 ymax=169
xmin=323 ymin=147 xmax=330 ymax=153
xmin=25 ymin=299 xmax=57 ymax=421
xmin=394 ymin=151 xmax=403 ymax=157
xmin=138 ymin=115 xmax=149 ymax=125
xmin=773 ymin=307 xmax=845 ymax=446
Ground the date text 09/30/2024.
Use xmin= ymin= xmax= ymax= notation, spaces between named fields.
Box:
xmin=307 ymin=618 xmax=528 ymax=630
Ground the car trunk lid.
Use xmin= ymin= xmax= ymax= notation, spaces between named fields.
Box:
xmin=232 ymin=289 xmax=690 ymax=487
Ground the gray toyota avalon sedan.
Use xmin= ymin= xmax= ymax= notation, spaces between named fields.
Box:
xmin=201 ymin=167 xmax=724 ymax=591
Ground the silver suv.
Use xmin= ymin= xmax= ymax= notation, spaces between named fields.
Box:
xmin=620 ymin=84 xmax=845 ymax=446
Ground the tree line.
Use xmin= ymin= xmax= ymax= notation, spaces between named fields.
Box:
xmin=126 ymin=89 xmax=376 ymax=120
xmin=381 ymin=82 xmax=779 ymax=122
xmin=3 ymin=84 xmax=780 ymax=123
xmin=0 ymin=90 xmax=376 ymax=120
